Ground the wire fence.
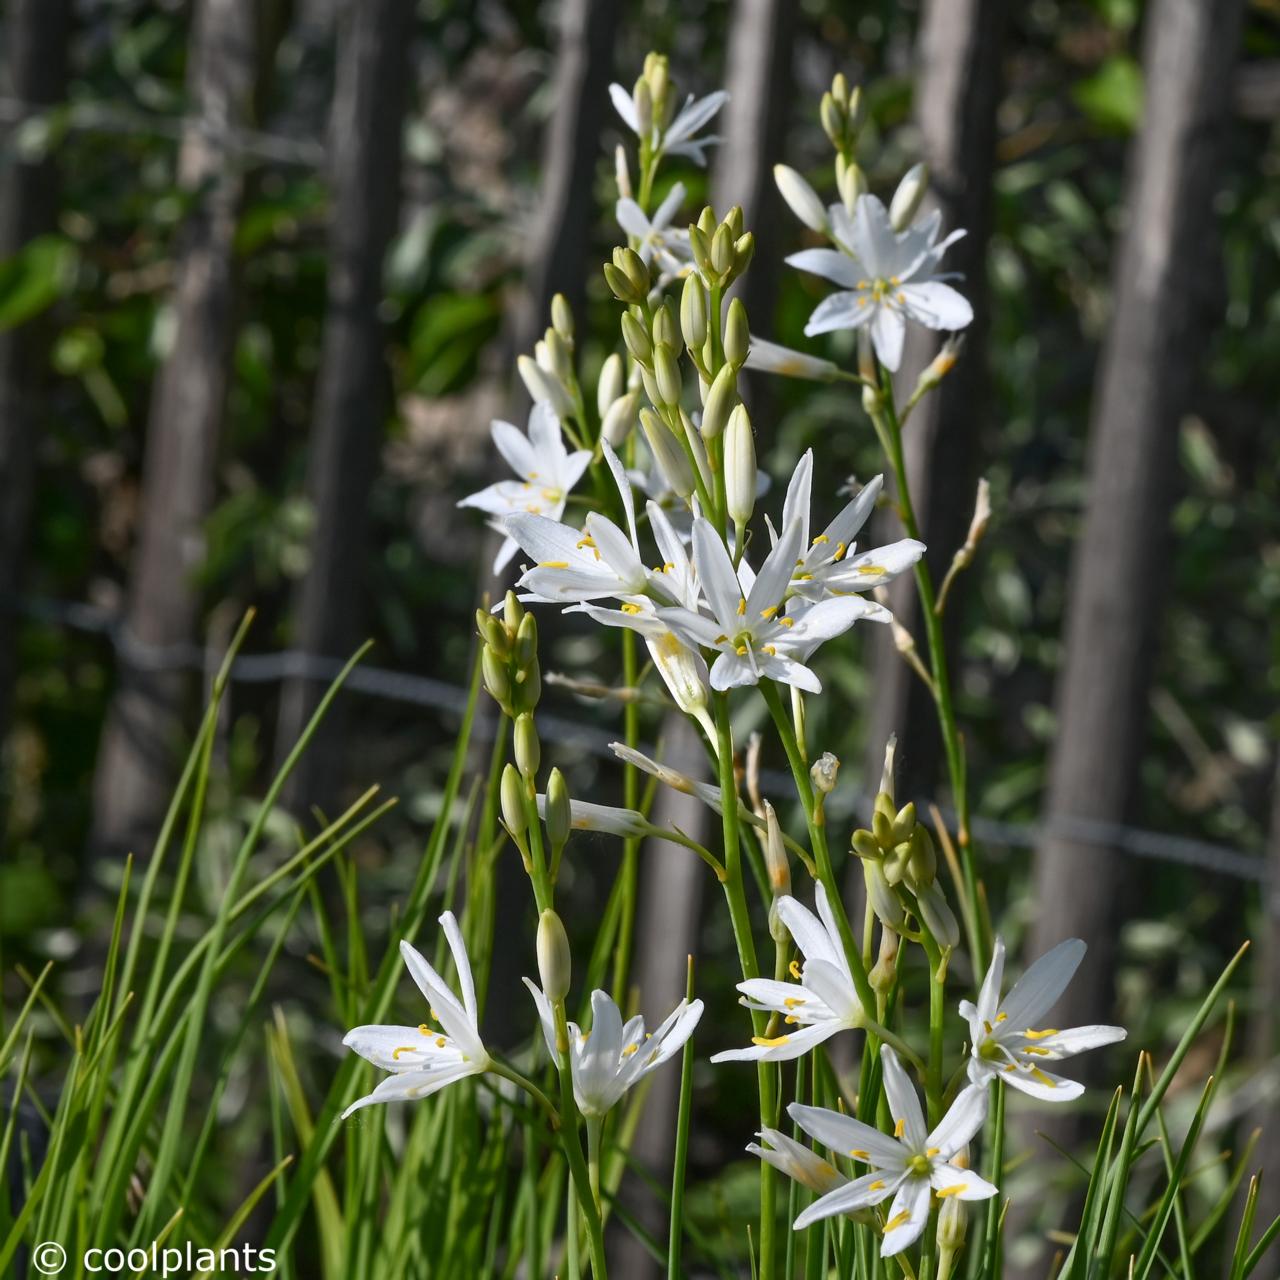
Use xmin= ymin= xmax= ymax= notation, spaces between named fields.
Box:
xmin=9 ymin=589 xmax=1271 ymax=888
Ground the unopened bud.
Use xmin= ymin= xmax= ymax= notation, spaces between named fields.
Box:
xmin=724 ymin=298 xmax=749 ymax=368
xmin=616 ymin=247 xmax=650 ymax=300
xmin=688 ymin=224 xmax=712 ymax=275
xmin=515 ymin=612 xmax=538 ymax=669
xmin=913 ymin=336 xmax=963 ymax=400
xmin=680 ymin=275 xmax=708 ymax=351
xmin=653 ymin=343 xmax=682 ymax=406
xmin=514 ymin=657 xmax=540 ymax=714
xmin=710 ymin=223 xmax=735 ymax=277
xmin=597 ymin=353 xmax=625 ymax=417
xmin=907 ymin=826 xmax=937 ymax=887
xmin=518 ymin=355 xmax=571 ymax=419
xmin=640 ymin=408 xmax=695 ymax=497
xmin=810 ymin=751 xmax=840 ymax=796
xmin=477 ymin=608 xmax=509 ymax=658
xmin=551 ymin=293 xmax=574 ymax=343
xmin=937 ymin=1195 xmax=967 ymax=1254
xmin=869 ymin=927 xmax=901 ymax=994
xmin=633 ymin=76 xmax=653 ymax=139
xmin=601 ymin=390 xmax=640 ymax=447
xmin=537 ymin=909 xmax=572 ymax=1002
xmin=732 ymin=232 xmax=755 ymax=277
xmin=891 ymin=801 xmax=917 ymax=845
xmin=723 ymin=205 xmax=744 ymax=238
xmin=482 ymin=647 xmax=511 ymax=710
xmin=515 ymin=713 xmax=540 ymax=776
xmin=916 ymin=881 xmax=960 ymax=949
xmin=820 ymin=92 xmax=844 ymax=150
xmin=774 ymin=164 xmax=828 ymax=232
xmin=544 ymin=329 xmax=573 ymax=384
xmin=500 ymin=764 xmax=527 ymax=838
xmin=652 ymin=299 xmax=678 ymax=349
xmin=725 ymin=404 xmax=756 ymax=527
xmin=889 ymin=163 xmax=929 ymax=232
xmin=762 ymin=800 xmax=791 ymax=901
xmin=851 ymin=829 xmax=881 ymax=861
xmin=961 ymin=476 xmax=990 ymax=557
xmin=614 ymin=144 xmax=632 ymax=200
xmin=696 ymin=205 xmax=717 ymax=236
xmin=546 ymin=767 xmax=571 ymax=851
xmin=865 ymin=861 xmax=906 ymax=930
xmin=831 ymin=72 xmax=850 ymax=108
xmin=837 ymin=156 xmax=868 ymax=214
xmin=699 ymin=363 xmax=738 ymax=440
xmin=620 ymin=310 xmax=653 ymax=366
xmin=503 ymin=590 xmax=524 ymax=633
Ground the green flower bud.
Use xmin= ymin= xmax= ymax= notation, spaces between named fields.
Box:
xmin=514 ymin=712 xmax=540 ymax=776
xmin=696 ymin=205 xmax=717 ymax=236
xmin=632 ymin=75 xmax=653 ymax=138
xmin=604 ymin=262 xmax=639 ymax=305
xmin=907 ymin=826 xmax=937 ymax=887
xmin=515 ymin=612 xmax=538 ymax=669
xmin=640 ymin=408 xmax=695 ymax=497
xmin=482 ymin=647 xmax=511 ymax=711
xmin=680 ymin=275 xmax=708 ymax=352
xmin=653 ymin=342 xmax=682 ymax=406
xmin=503 ymin=590 xmax=524 ymax=634
xmin=851 ymin=829 xmax=881 ymax=861
xmin=514 ymin=657 xmax=540 ymax=714
xmin=652 ymin=299 xmax=678 ymax=349
xmin=688 ymin=224 xmax=712 ymax=276
xmin=601 ymin=390 xmax=641 ymax=447
xmin=476 ymin=608 xmax=509 ymax=658
xmin=732 ymin=231 xmax=755 ymax=277
xmin=500 ymin=763 xmax=526 ymax=837
xmin=723 ymin=205 xmax=744 ymax=238
xmin=551 ymin=292 xmax=574 ymax=342
xmin=865 ymin=860 xmax=906 ymax=930
xmin=710 ymin=223 xmax=735 ymax=276
xmin=620 ymin=310 xmax=653 ymax=366
xmin=699 ymin=363 xmax=738 ymax=440
xmin=889 ymin=163 xmax=929 ymax=232
xmin=820 ymin=92 xmax=845 ymax=149
xmin=537 ymin=909 xmax=572 ymax=1002
xmin=597 ymin=352 xmax=625 ymax=416
xmin=872 ymin=807 xmax=894 ymax=849
xmin=891 ymin=801 xmax=917 ymax=845
xmin=831 ymin=72 xmax=850 ymax=108
xmin=724 ymin=297 xmax=750 ymax=368
xmin=546 ymin=767 xmax=571 ymax=851
xmin=725 ymin=404 xmax=756 ymax=528
xmin=837 ymin=155 xmax=868 ymax=213
xmin=544 ymin=329 xmax=573 ymax=383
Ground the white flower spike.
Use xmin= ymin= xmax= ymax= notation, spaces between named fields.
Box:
xmin=787 ymin=193 xmax=971 ymax=371
xmin=610 ymin=82 xmax=728 ymax=167
xmin=659 ymin=518 xmax=886 ymax=695
xmin=963 ymin=937 xmax=1127 ymax=1101
xmin=789 ymin=1047 xmax=996 ymax=1257
xmin=341 ymin=912 xmax=491 ymax=1118
xmin=711 ymin=881 xmax=866 ymax=1063
xmin=525 ymin=983 xmax=703 ymax=1117
xmin=778 ymin=452 xmax=925 ymax=604
xmin=458 ymin=402 xmax=591 ymax=574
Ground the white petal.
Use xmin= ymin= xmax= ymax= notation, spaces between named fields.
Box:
xmin=504 ymin=512 xmax=586 ymax=566
xmin=899 ymin=281 xmax=973 ymax=331
xmin=616 ymin=197 xmax=652 ymax=240
xmin=880 ymin=1046 xmax=928 ymax=1151
xmin=818 ymin=474 xmax=881 ymax=550
xmin=521 ymin=977 xmax=559 ymax=1059
xmin=710 ymin=1019 xmax=845 ymax=1063
xmin=850 ymin=195 xmax=901 ymax=279
xmin=976 ymin=937 xmax=1006 ymax=1026
xmin=800 ymin=959 xmax=860 ymax=1024
xmin=655 ymin=605 xmax=725 ymax=649
xmin=776 ymin=894 xmax=843 ymax=969
xmin=692 ymin=518 xmax=744 ymax=628
xmin=930 ymin=1163 xmax=999 ymax=1201
xmin=735 ymin=977 xmax=816 ymax=1014
xmin=457 ymin=479 xmax=536 ymax=517
xmin=880 ymin=1177 xmax=931 ymax=1257
xmin=804 ymin=291 xmax=876 ymax=337
xmin=664 ymin=90 xmax=728 ymax=145
xmin=927 ymin=1084 xmax=989 ymax=1158
xmin=785 ymin=248 xmax=864 ymax=288
xmin=651 ymin=181 xmax=687 ymax=230
xmin=342 ymin=1024 xmax=459 ymax=1071
xmin=792 ymin=1170 xmax=901 ymax=1230
xmin=870 ymin=303 xmax=906 ymax=371
xmin=786 ymin=1102 xmax=906 ymax=1169
xmin=397 ymin=940 xmax=472 ymax=1046
xmin=782 ymin=450 xmax=814 ymax=546
xmin=341 ymin=1063 xmax=476 ymax=1118
xmin=490 ymin=418 xmax=538 ymax=479
xmin=746 ymin=518 xmax=803 ymax=617
xmin=526 ymin=400 xmax=565 ymax=462
xmin=709 ymin=649 xmax=761 ymax=691
xmin=1001 ymin=1066 xmax=1085 ymax=1102
xmin=824 ymin=539 xmax=926 ymax=592
xmin=756 ymin=650 xmax=822 ymax=693
xmin=1025 ymin=1024 xmax=1127 ymax=1057
xmin=609 ymin=82 xmax=639 ymax=133
xmin=1001 ymin=938 xmax=1086 ymax=1031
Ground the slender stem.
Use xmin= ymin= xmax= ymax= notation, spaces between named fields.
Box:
xmin=612 ymin=629 xmax=641 ymax=998
xmin=490 ymin=1058 xmax=560 ymax=1125
xmin=872 ymin=372 xmax=985 ymax=972
xmin=586 ymin=1116 xmax=603 ymax=1211
xmin=920 ymin=934 xmax=945 ymax=1127
xmin=667 ymin=957 xmax=697 ymax=1280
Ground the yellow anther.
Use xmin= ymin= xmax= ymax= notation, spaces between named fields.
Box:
xmin=418 ymin=1024 xmax=431 ymax=1036
xmin=1023 ymin=1027 xmax=1059 ymax=1040
xmin=778 ymin=616 xmax=794 ymax=628
xmin=811 ymin=534 xmax=830 ymax=545
xmin=621 ymin=602 xmax=643 ymax=614
xmin=926 ymin=1147 xmax=940 ymax=1156
xmin=760 ymin=604 xmax=780 ymax=619
xmin=789 ymin=959 xmax=803 ymax=979
xmin=884 ymin=1211 xmax=911 ymax=1233
xmin=736 ymin=598 xmax=747 ymax=615
xmin=540 ymin=560 xmax=569 ymax=569
xmin=576 ymin=535 xmax=596 ymax=548
xmin=936 ymin=1185 xmax=965 ymax=1199
xmin=797 ymin=572 xmax=814 ymax=581
xmin=735 ymin=644 xmax=748 ymax=655
xmin=868 ymin=1179 xmax=886 ymax=1190
xmin=785 ymin=1015 xmax=798 ymax=1024
xmin=783 ymin=997 xmax=807 ymax=1008
xmin=1030 ymin=1068 xmax=1057 ymax=1086
xmin=1023 ymin=1046 xmax=1050 ymax=1057
xmin=762 ymin=645 xmax=777 ymax=656
xmin=982 ymin=1020 xmax=993 ymax=1034
xmin=856 ymin=563 xmax=887 ymax=576
xmin=435 ymin=1036 xmax=446 ymax=1048
xmin=392 ymin=1046 xmax=415 ymax=1060
xmin=893 ymin=1118 xmax=906 ymax=1138
xmin=714 ymin=633 xmax=728 ymax=644
xmin=751 ymin=1034 xmax=792 ymax=1047
xmin=833 ymin=542 xmax=847 ymax=561
xmin=850 ymin=1149 xmax=870 ymax=1160
xmin=622 ymin=1043 xmax=640 ymax=1057
xmin=995 ymin=1012 xmax=1008 ymax=1023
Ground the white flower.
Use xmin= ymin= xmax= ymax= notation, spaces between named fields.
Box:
xmin=610 ymin=82 xmax=728 ymax=167
xmin=341 ymin=913 xmax=490 ymax=1117
xmin=777 ymin=452 xmax=925 ymax=604
xmin=659 ymin=518 xmax=885 ymax=694
xmin=789 ymin=1047 xmax=996 ymax=1257
xmin=748 ymin=1127 xmax=849 ymax=1196
xmin=787 ymin=193 xmax=971 ymax=371
xmin=617 ymin=182 xmax=692 ymax=282
xmin=458 ymin=402 xmax=591 ymax=573
xmin=744 ymin=336 xmax=841 ymax=383
xmin=711 ymin=882 xmax=866 ymax=1063
xmin=535 ymin=794 xmax=650 ymax=838
xmin=773 ymin=164 xmax=829 ymax=232
xmin=963 ymin=938 xmax=1127 ymax=1101
xmin=525 ymin=983 xmax=703 ymax=1117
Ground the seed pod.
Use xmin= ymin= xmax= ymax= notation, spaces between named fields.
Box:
xmin=680 ymin=275 xmax=708 ymax=351
xmin=699 ymin=363 xmax=737 ymax=440
xmin=500 ymin=763 xmax=527 ymax=837
xmin=724 ymin=298 xmax=750 ymax=368
xmin=514 ymin=712 xmax=540 ymax=777
xmin=725 ymin=404 xmax=757 ymax=528
xmin=546 ymin=767 xmax=571 ymax=851
xmin=537 ymin=909 xmax=572 ymax=1002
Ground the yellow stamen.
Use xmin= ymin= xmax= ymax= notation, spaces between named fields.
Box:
xmin=540 ymin=560 xmax=569 ymax=569
xmin=936 ymin=1185 xmax=966 ymax=1199
xmin=622 ymin=1043 xmax=639 ymax=1057
xmin=576 ymin=535 xmax=595 ymax=549
xmin=418 ymin=1024 xmax=431 ymax=1036
xmin=783 ymin=997 xmax=807 ymax=1008
xmin=736 ymin=598 xmax=747 ymax=615
xmin=1029 ymin=1068 xmax=1057 ymax=1086
xmin=762 ymin=645 xmax=777 ymax=656
xmin=833 ymin=542 xmax=847 ymax=561
xmin=811 ymin=534 xmax=829 ymax=545
xmin=884 ymin=1211 xmax=911 ymax=1233
xmin=778 ymin=616 xmax=794 ymax=628
xmin=893 ymin=1118 xmax=906 ymax=1138
xmin=1023 ymin=1046 xmax=1051 ymax=1057
xmin=1023 ymin=1027 xmax=1059 ymax=1040
xmin=856 ymin=564 xmax=887 ymax=576
xmin=760 ymin=604 xmax=780 ymax=619
xmin=995 ymin=1012 xmax=1008 ymax=1023
xmin=789 ymin=959 xmax=803 ymax=980
xmin=620 ymin=602 xmax=642 ymax=614
xmin=868 ymin=1179 xmax=886 ymax=1190
xmin=735 ymin=645 xmax=748 ymax=656
xmin=751 ymin=1034 xmax=791 ymax=1047
xmin=926 ymin=1147 xmax=940 ymax=1156
xmin=850 ymin=1149 xmax=870 ymax=1160
xmin=392 ymin=1046 xmax=415 ymax=1060
xmin=982 ymin=1020 xmax=993 ymax=1034
xmin=435 ymin=1036 xmax=446 ymax=1048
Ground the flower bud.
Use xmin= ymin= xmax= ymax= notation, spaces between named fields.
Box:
xmin=869 ymin=927 xmax=900 ymax=994
xmin=482 ymin=647 xmax=511 ymax=711
xmin=687 ymin=224 xmax=712 ymax=276
xmin=517 ymin=355 xmax=571 ymax=419
xmin=723 ymin=205 xmax=744 ymax=238
xmin=871 ymin=806 xmax=894 ymax=849
xmin=762 ymin=800 xmax=791 ymax=901
xmin=614 ymin=144 xmax=632 ymax=200
xmin=476 ymin=608 xmax=509 ymax=658
xmin=837 ymin=156 xmax=868 ymax=214
xmin=640 ymin=408 xmax=694 ymax=497
xmin=937 ymin=1195 xmax=967 ymax=1255
xmin=908 ymin=827 xmax=937 ymax=887
xmin=820 ymin=92 xmax=845 ymax=150
xmin=651 ymin=299 xmax=678 ymax=350
xmin=831 ymin=72 xmax=849 ymax=107
xmin=774 ymin=164 xmax=828 ymax=232
xmin=725 ymin=404 xmax=756 ymax=527
xmin=514 ymin=712 xmax=540 ymax=776
xmin=551 ymin=293 xmax=574 ymax=343
xmin=597 ymin=353 xmax=625 ymax=417
xmin=515 ymin=612 xmax=538 ymax=669
xmin=503 ymin=590 xmax=524 ymax=633
xmin=889 ymin=163 xmax=929 ymax=232
xmin=617 ymin=246 xmax=650 ymax=299
xmin=632 ymin=75 xmax=653 ymax=139
xmin=865 ymin=861 xmax=906 ymax=930
xmin=544 ymin=329 xmax=573 ymax=384
xmin=601 ymin=390 xmax=640 ymax=447
xmin=680 ymin=275 xmax=708 ymax=352
xmin=653 ymin=342 xmax=682 ymax=406
xmin=500 ymin=763 xmax=527 ymax=837
xmin=537 ymin=909 xmax=572 ymax=1002
xmin=620 ymin=310 xmax=653 ymax=366
xmin=699 ymin=363 xmax=737 ymax=440
xmin=723 ymin=298 xmax=750 ymax=368
xmin=696 ymin=205 xmax=717 ymax=236
xmin=851 ymin=829 xmax=881 ymax=861
xmin=891 ymin=801 xmax=917 ymax=845
xmin=912 ymin=335 xmax=963 ymax=400
xmin=733 ymin=233 xmax=755 ymax=278
xmin=811 ymin=752 xmax=840 ymax=796
xmin=513 ymin=657 xmax=540 ymax=714
xmin=916 ymin=881 xmax=960 ymax=949
xmin=546 ymin=767 xmax=571 ymax=851
xmin=710 ymin=223 xmax=735 ymax=277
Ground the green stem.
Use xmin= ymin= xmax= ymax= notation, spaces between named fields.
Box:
xmin=586 ymin=1116 xmax=603 ymax=1211
xmin=490 ymin=1059 xmax=560 ymax=1125
xmin=612 ymin=630 xmax=641 ymax=999
xmin=921 ymin=934 xmax=945 ymax=1126
xmin=872 ymin=371 xmax=985 ymax=972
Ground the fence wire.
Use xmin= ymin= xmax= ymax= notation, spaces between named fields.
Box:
xmin=8 ymin=590 xmax=1271 ymax=886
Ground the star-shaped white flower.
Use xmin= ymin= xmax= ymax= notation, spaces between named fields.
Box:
xmin=789 ymin=1047 xmax=996 ymax=1257
xmin=658 ymin=518 xmax=886 ymax=694
xmin=525 ymin=983 xmax=703 ymax=1117
xmin=748 ymin=1127 xmax=849 ymax=1196
xmin=787 ymin=193 xmax=971 ymax=371
xmin=610 ymin=83 xmax=728 ymax=167
xmin=341 ymin=912 xmax=490 ymax=1118
xmin=776 ymin=452 xmax=925 ymax=604
xmin=711 ymin=882 xmax=866 ymax=1063
xmin=458 ymin=401 xmax=591 ymax=573
xmin=616 ymin=182 xmax=692 ymax=281
xmin=963 ymin=937 xmax=1127 ymax=1101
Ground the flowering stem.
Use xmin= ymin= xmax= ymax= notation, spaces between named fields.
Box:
xmin=758 ymin=681 xmax=877 ymax=1016
xmin=712 ymin=691 xmax=776 ymax=1280
xmin=871 ymin=371 xmax=985 ymax=972
xmin=586 ymin=1115 xmax=604 ymax=1211
xmin=489 ymin=1058 xmax=560 ymax=1126
xmin=920 ymin=934 xmax=946 ymax=1127
xmin=611 ymin=628 xmax=641 ymax=998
